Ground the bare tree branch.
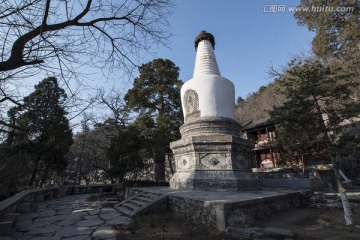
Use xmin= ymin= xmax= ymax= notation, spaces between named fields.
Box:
xmin=0 ymin=0 xmax=173 ymax=131
xmin=0 ymin=0 xmax=173 ymax=73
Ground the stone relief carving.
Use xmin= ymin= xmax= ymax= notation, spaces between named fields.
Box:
xmin=209 ymin=158 xmax=219 ymax=166
xmin=199 ymin=154 xmax=227 ymax=170
xmin=184 ymin=89 xmax=200 ymax=121
xmin=177 ymin=156 xmax=191 ymax=170
xmin=182 ymin=159 xmax=187 ymax=166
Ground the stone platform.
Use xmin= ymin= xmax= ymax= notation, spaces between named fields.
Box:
xmin=129 ymin=187 xmax=309 ymax=231
xmin=8 ymin=187 xmax=310 ymax=239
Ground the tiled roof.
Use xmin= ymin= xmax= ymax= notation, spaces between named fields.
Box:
xmin=241 ymin=117 xmax=273 ymax=131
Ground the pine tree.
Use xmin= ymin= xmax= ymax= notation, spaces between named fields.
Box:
xmin=294 ymin=0 xmax=360 ymax=59
xmin=270 ymin=57 xmax=360 ymax=225
xmin=107 ymin=124 xmax=145 ymax=181
xmin=124 ymin=58 xmax=183 ymax=182
xmin=10 ymin=77 xmax=73 ymax=187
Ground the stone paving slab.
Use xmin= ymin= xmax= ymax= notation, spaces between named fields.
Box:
xmin=9 ymin=187 xmax=308 ymax=239
xmin=10 ymin=194 xmax=132 ymax=240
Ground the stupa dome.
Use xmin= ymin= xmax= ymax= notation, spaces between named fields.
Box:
xmin=180 ymin=30 xmax=235 ymax=123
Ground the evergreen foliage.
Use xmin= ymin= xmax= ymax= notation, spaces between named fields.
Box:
xmin=107 ymin=124 xmax=145 ymax=182
xmin=294 ymin=0 xmax=360 ymax=58
xmin=124 ymin=58 xmax=183 ymax=181
xmin=0 ymin=77 xmax=72 ymax=196
xmin=270 ymin=57 xmax=360 ymax=225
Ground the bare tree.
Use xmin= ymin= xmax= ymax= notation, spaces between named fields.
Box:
xmin=0 ymin=0 xmax=173 ymax=78
xmin=0 ymin=0 xmax=174 ymax=131
xmin=98 ymin=88 xmax=131 ymax=131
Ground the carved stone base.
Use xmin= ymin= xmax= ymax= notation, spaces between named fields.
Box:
xmin=169 ymin=132 xmax=259 ymax=191
xmin=170 ymin=170 xmax=258 ymax=191
xmin=180 ymin=117 xmax=241 ymax=138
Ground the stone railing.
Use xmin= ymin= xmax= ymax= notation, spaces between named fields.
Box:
xmin=0 ymin=184 xmax=123 ymax=215
xmin=63 ymin=184 xmax=123 ymax=195
xmin=0 ymin=187 xmax=59 ymax=215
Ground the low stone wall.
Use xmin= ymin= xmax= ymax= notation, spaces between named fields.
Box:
xmin=223 ymin=193 xmax=301 ymax=229
xmin=0 ymin=184 xmax=123 ymax=216
xmin=169 ymin=192 xmax=302 ymax=231
xmin=256 ymin=168 xmax=333 ymax=189
xmin=169 ymin=195 xmax=217 ymax=228
xmin=0 ymin=187 xmax=59 ymax=215
xmin=259 ymin=178 xmax=313 ymax=189
xmin=63 ymin=184 xmax=122 ymax=195
xmin=122 ymin=187 xmax=308 ymax=232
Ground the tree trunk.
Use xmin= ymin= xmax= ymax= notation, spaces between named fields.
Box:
xmin=167 ymin=154 xmax=175 ymax=175
xmin=28 ymin=152 xmax=42 ymax=187
xmin=154 ymin=148 xmax=166 ymax=182
xmin=154 ymin=161 xmax=165 ymax=182
xmin=313 ymin=96 xmax=354 ymax=226
xmin=301 ymin=154 xmax=305 ymax=176
xmin=39 ymin=163 xmax=51 ymax=188
xmin=339 ymin=189 xmax=353 ymax=225
xmin=78 ymin=161 xmax=82 ymax=185
xmin=331 ymin=153 xmax=353 ymax=225
xmin=28 ymin=166 xmax=37 ymax=188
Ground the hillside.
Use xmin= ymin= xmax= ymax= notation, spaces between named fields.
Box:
xmin=235 ymin=81 xmax=286 ymax=126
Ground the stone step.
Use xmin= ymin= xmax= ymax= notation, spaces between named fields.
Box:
xmin=116 ymin=206 xmax=135 ymax=216
xmin=128 ymin=199 xmax=146 ymax=207
xmin=147 ymin=192 xmax=163 ymax=197
xmin=134 ymin=196 xmax=153 ymax=202
xmin=120 ymin=203 xmax=136 ymax=211
xmin=132 ymin=197 xmax=152 ymax=204
xmin=114 ymin=191 xmax=168 ymax=217
xmin=121 ymin=202 xmax=140 ymax=210
xmin=138 ymin=193 xmax=156 ymax=199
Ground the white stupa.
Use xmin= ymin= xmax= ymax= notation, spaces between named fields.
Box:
xmin=170 ymin=31 xmax=258 ymax=191
xmin=181 ymin=31 xmax=235 ymax=122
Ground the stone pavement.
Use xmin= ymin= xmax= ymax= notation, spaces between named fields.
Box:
xmin=1 ymin=188 xmax=309 ymax=240
xmin=8 ymin=194 xmax=132 ymax=240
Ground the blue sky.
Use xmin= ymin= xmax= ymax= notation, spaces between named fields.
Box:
xmin=5 ymin=0 xmax=316 ymax=128
xmin=149 ymin=0 xmax=315 ymax=99
xmin=18 ymin=1 xmax=316 ymax=101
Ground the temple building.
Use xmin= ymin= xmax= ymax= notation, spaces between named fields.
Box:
xmin=241 ymin=118 xmax=332 ymax=169
xmin=169 ymin=31 xmax=258 ymax=191
xmin=241 ymin=118 xmax=281 ymax=168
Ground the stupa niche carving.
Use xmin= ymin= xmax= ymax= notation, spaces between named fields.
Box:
xmin=184 ymin=89 xmax=200 ymax=121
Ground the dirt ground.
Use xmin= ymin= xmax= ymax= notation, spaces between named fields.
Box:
xmin=115 ymin=211 xmax=238 ymax=240
xmin=115 ymin=206 xmax=360 ymax=240
xmin=256 ymin=206 xmax=360 ymax=240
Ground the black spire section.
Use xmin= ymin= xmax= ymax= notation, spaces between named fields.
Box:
xmin=194 ymin=30 xmax=215 ymax=51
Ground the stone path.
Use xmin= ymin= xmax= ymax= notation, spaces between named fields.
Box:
xmin=9 ymin=194 xmax=133 ymax=240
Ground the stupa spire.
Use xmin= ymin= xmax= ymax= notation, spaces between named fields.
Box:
xmin=193 ymin=31 xmax=220 ymax=77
